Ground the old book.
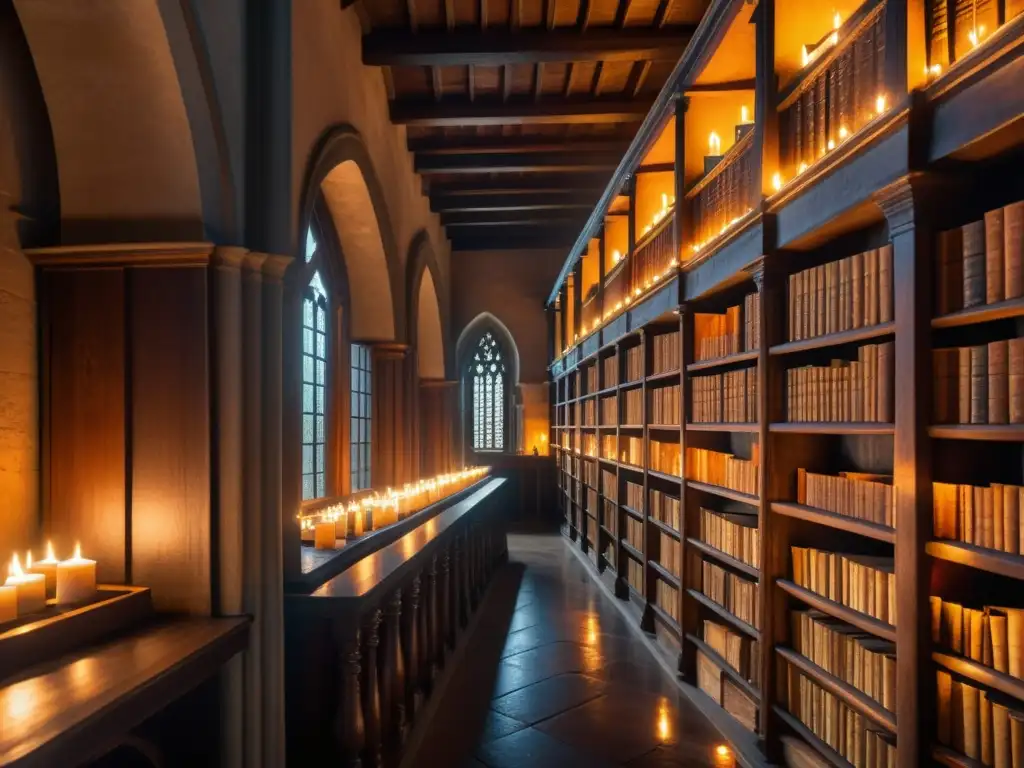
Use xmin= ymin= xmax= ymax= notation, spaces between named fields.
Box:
xmin=878 ymin=244 xmax=893 ymax=323
xmin=971 ymin=345 xmax=990 ymax=424
xmin=932 ymin=596 xmax=944 ymax=642
xmin=982 ymin=690 xmax=994 ymax=766
xmin=877 ymin=341 xmax=894 ymax=423
xmin=723 ymin=678 xmax=758 ymax=732
xmin=1010 ymin=338 xmax=1024 ymax=424
xmin=1010 ymin=709 xmax=1024 ymax=768
xmin=964 ymin=680 xmax=980 ymax=759
xmin=991 ymin=340 xmax=1010 ymax=424
xmin=865 ymin=248 xmax=879 ymax=326
xmin=992 ymin=701 xmax=1011 ymax=768
xmin=990 ymin=611 xmax=1009 ymax=674
xmin=934 ymin=482 xmax=960 ymax=539
xmin=1006 ymin=202 xmax=1024 ymax=300
xmin=1005 ymin=486 xmax=1021 ymax=555
xmin=934 ymin=348 xmax=960 ymax=423
xmin=851 ymin=251 xmax=864 ymax=329
xmin=938 ymin=669 xmax=954 ymax=746
xmin=994 ymin=483 xmax=1006 ymax=552
xmin=963 ymin=485 xmax=975 ymax=545
xmin=926 ymin=0 xmax=949 ymax=70
xmin=828 ymin=261 xmax=840 ymax=333
xmin=697 ymin=649 xmax=723 ymax=704
xmin=964 ymin=220 xmax=988 ymax=308
xmin=960 ymin=346 xmax=973 ymax=424
xmin=991 ymin=607 xmax=1024 ymax=679
xmin=938 ymin=227 xmax=965 ymax=315
xmin=988 ymin=207 xmax=1007 ymax=304
xmin=944 ymin=599 xmax=964 ymax=653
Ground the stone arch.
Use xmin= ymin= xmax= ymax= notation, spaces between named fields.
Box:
xmin=406 ymin=230 xmax=449 ymax=379
xmin=297 ymin=126 xmax=402 ymax=342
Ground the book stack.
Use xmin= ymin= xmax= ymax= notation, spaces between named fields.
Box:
xmin=744 ymin=292 xmax=761 ymax=351
xmin=625 ymin=346 xmax=643 ymax=382
xmin=781 ymin=670 xmax=897 ymax=766
xmin=601 ymin=434 xmax=616 ymax=460
xmin=627 ymin=556 xmax=644 ymax=594
xmin=797 ymin=468 xmax=896 ymax=527
xmin=656 ymin=580 xmax=680 ymax=623
xmin=785 ymin=341 xmax=895 ymax=422
xmin=702 ymin=560 xmax=760 ymax=628
xmin=933 ymin=481 xmax=1024 ymax=553
xmin=601 ymin=469 xmax=617 ymax=501
xmin=660 ymin=533 xmax=681 ymax=576
xmin=624 ymin=389 xmax=643 ymax=424
xmin=931 ymin=597 xmax=1024 ymax=680
xmin=787 ymin=246 xmax=894 ymax=341
xmin=685 ymin=446 xmax=761 ymax=496
xmin=600 ymin=395 xmax=616 ymax=425
xmin=695 ymin=306 xmax=741 ymax=361
xmin=582 ymin=434 xmax=597 ymax=457
xmin=583 ymin=399 xmax=595 ymax=426
xmin=586 ymin=365 xmax=598 ymax=393
xmin=699 ymin=508 xmax=760 ymax=568
xmin=650 ymin=440 xmax=681 ymax=476
xmin=601 ymin=498 xmax=617 ymax=535
xmin=582 ymin=460 xmax=597 ymax=488
xmin=791 ymin=609 xmax=897 ymax=711
xmin=625 ymin=481 xmax=644 ymax=512
xmin=704 ymin=620 xmax=760 ymax=685
xmin=652 ymin=330 xmax=681 ymax=374
xmin=625 ymin=515 xmax=644 ymax=551
xmin=650 ymin=384 xmax=681 ymax=425
xmin=621 ymin=437 xmax=643 ymax=467
xmin=603 ymin=353 xmax=618 ymax=387
xmin=692 ymin=369 xmax=758 ymax=423
xmin=791 ymin=548 xmax=897 ymax=626
xmin=650 ymin=490 xmax=681 ymax=530
xmin=933 ymin=337 xmax=1024 ymax=424
xmin=935 ymin=201 xmax=1024 ymax=316
xmin=936 ymin=670 xmax=1024 ymax=766
xmin=586 ymin=487 xmax=598 ymax=515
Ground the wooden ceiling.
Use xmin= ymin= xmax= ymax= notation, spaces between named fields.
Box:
xmin=356 ymin=0 xmax=709 ymax=251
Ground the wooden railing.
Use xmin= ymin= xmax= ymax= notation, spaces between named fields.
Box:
xmin=685 ymin=130 xmax=757 ymax=256
xmin=581 ymin=288 xmax=601 ymax=332
xmin=925 ymin=0 xmax=1023 ymax=72
xmin=285 ymin=477 xmax=508 ymax=765
xmin=631 ymin=210 xmax=677 ymax=295
xmin=778 ymin=0 xmax=887 ymax=178
xmin=603 ymin=256 xmax=630 ymax=314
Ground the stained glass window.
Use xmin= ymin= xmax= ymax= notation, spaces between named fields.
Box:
xmin=470 ymin=332 xmax=506 ymax=451
xmin=305 ymin=228 xmax=317 ymax=263
xmin=350 ymin=343 xmax=372 ymax=491
xmin=302 ymin=268 xmax=328 ymax=501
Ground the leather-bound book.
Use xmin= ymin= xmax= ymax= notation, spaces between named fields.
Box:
xmin=964 ymin=220 xmax=988 ymax=308
xmin=926 ymin=0 xmax=950 ymax=71
xmin=959 ymin=346 xmax=973 ymax=424
xmin=990 ymin=339 xmax=1010 ymax=424
xmin=971 ymin=344 xmax=990 ymax=424
xmin=878 ymin=244 xmax=893 ymax=323
xmin=1005 ymin=201 xmax=1024 ymax=300
xmin=937 ymin=227 xmax=965 ymax=315
xmin=851 ymin=250 xmax=864 ymax=328
xmin=933 ymin=348 xmax=959 ymax=423
xmin=877 ymin=341 xmax=894 ymax=423
xmin=987 ymin=207 xmax=1007 ymax=304
xmin=934 ymin=482 xmax=960 ymax=539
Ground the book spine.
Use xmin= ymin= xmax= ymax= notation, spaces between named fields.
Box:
xmin=971 ymin=345 xmax=990 ymax=424
xmin=964 ymin=220 xmax=988 ymax=308
xmin=1006 ymin=201 xmax=1024 ymax=300
xmin=987 ymin=208 xmax=1007 ymax=304
xmin=878 ymin=244 xmax=893 ymax=324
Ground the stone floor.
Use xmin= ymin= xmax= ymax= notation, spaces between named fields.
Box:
xmin=412 ymin=533 xmax=737 ymax=768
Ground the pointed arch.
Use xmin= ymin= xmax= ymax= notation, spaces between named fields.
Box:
xmin=406 ymin=230 xmax=449 ymax=379
xmin=456 ymin=312 xmax=520 ymax=388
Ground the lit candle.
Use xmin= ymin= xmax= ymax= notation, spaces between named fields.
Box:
xmin=27 ymin=542 xmax=59 ymax=598
xmin=6 ymin=554 xmax=46 ymax=614
xmin=314 ymin=520 xmax=337 ymax=549
xmin=56 ymin=544 xmax=97 ymax=605
xmin=0 ymin=585 xmax=16 ymax=624
xmin=705 ymin=132 xmax=723 ymax=174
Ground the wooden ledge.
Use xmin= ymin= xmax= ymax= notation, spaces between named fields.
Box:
xmin=24 ymin=242 xmax=215 ymax=268
xmin=0 ymin=617 xmax=249 ymax=768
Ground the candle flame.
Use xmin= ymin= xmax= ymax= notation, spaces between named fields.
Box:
xmin=833 ymin=11 xmax=841 ymax=29
xmin=612 ymin=249 xmax=621 ymax=264
xmin=838 ymin=125 xmax=849 ymax=140
xmin=708 ymin=131 xmax=721 ymax=156
xmin=740 ymin=105 xmax=750 ymax=124
xmin=771 ymin=172 xmax=782 ymax=192
xmin=875 ymin=94 xmax=887 ymax=115
xmin=74 ymin=542 xmax=82 ymax=560
xmin=26 ymin=551 xmax=32 ymax=569
xmin=10 ymin=553 xmax=25 ymax=579
xmin=47 ymin=542 xmax=56 ymax=562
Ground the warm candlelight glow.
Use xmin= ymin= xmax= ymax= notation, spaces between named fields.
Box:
xmin=798 ymin=162 xmax=808 ymax=175
xmin=56 ymin=543 xmax=97 ymax=605
xmin=612 ymin=249 xmax=621 ymax=264
xmin=827 ymin=138 xmax=836 ymax=151
xmin=838 ymin=125 xmax=849 ymax=141
xmin=27 ymin=542 xmax=60 ymax=598
xmin=771 ymin=172 xmax=782 ymax=192
xmin=875 ymin=94 xmax=887 ymax=115
xmin=6 ymin=554 xmax=46 ymax=615
xmin=708 ymin=131 xmax=721 ymax=156
xmin=714 ymin=743 xmax=734 ymax=766
xmin=926 ymin=63 xmax=943 ymax=78
xmin=740 ymin=105 xmax=750 ymax=124
xmin=968 ymin=25 xmax=985 ymax=47
xmin=833 ymin=11 xmax=841 ymax=29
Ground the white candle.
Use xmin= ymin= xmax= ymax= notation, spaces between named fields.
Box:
xmin=0 ymin=585 xmax=16 ymax=624
xmin=56 ymin=544 xmax=97 ymax=605
xmin=27 ymin=542 xmax=59 ymax=598
xmin=314 ymin=521 xmax=336 ymax=549
xmin=6 ymin=554 xmax=46 ymax=615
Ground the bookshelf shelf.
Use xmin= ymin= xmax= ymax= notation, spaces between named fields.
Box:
xmin=648 ymin=517 xmax=681 ymax=540
xmin=648 ymin=469 xmax=682 ymax=485
xmin=685 ymin=422 xmax=759 ymax=433
xmin=774 ymin=706 xmax=853 ymax=768
xmin=619 ymin=462 xmax=644 ymax=475
xmin=650 ymin=602 xmax=681 ymax=636
xmin=686 ymin=537 xmax=760 ymax=580
xmin=770 ymin=502 xmax=896 ymax=544
xmin=928 ymin=424 xmax=1024 ymax=441
xmin=769 ymin=422 xmax=895 ymax=435
xmin=775 ymin=646 xmax=896 ymax=733
xmin=649 ymin=560 xmax=681 ymax=590
xmin=619 ymin=424 xmax=644 ymax=430
xmin=931 ymin=297 xmax=1024 ymax=329
xmin=686 ymin=480 xmax=759 ymax=507
xmin=598 ymin=456 xmax=617 ymax=467
xmin=594 ymin=384 xmax=618 ymax=397
xmin=646 ymin=368 xmax=681 ymax=383
xmin=776 ymin=579 xmax=896 ymax=642
xmin=685 ymin=633 xmax=761 ymax=705
xmin=768 ymin=322 xmax=895 ymax=356
xmin=648 ymin=423 xmax=681 ymax=432
xmin=932 ymin=651 xmax=1024 ymax=704
xmin=600 ymin=524 xmax=615 ymax=538
xmin=620 ymin=379 xmax=643 ymax=391
xmin=686 ymin=350 xmax=759 ymax=373
xmin=932 ymin=744 xmax=986 ymax=768
xmin=925 ymin=540 xmax=1024 ymax=581
xmin=621 ymin=540 xmax=644 ymax=562
xmin=686 ymin=588 xmax=760 ymax=641
xmin=621 ymin=504 xmax=643 ymax=521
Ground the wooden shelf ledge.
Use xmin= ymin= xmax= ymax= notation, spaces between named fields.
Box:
xmin=770 ymin=422 xmax=895 ymax=435
xmin=932 ymin=744 xmax=986 ymax=768
xmin=686 ymin=480 xmax=760 ymax=507
xmin=770 ymin=502 xmax=896 ymax=544
xmin=686 ymin=537 xmax=760 ymax=580
xmin=648 ymin=469 xmax=683 ymax=485
xmin=774 ymin=706 xmax=853 ymax=768
xmin=686 ymin=422 xmax=759 ymax=433
xmin=649 ymin=560 xmax=682 ymax=590
xmin=932 ymin=297 xmax=1024 ymax=329
xmin=685 ymin=588 xmax=760 ymax=641
xmin=621 ymin=540 xmax=644 ymax=563
xmin=686 ymin=350 xmax=759 ymax=373
xmin=769 ymin=322 xmax=895 ymax=356
xmin=776 ymin=579 xmax=896 ymax=642
xmin=649 ymin=603 xmax=682 ymax=637
xmin=926 ymin=539 xmax=1024 ymax=581
xmin=929 ymin=424 xmax=1024 ymax=441
xmin=648 ymin=516 xmax=681 ymax=540
xmin=620 ymin=379 xmax=643 ymax=391
xmin=933 ymin=651 xmax=1024 ymax=704
xmin=646 ymin=368 xmax=681 ymax=383
xmin=648 ymin=423 xmax=681 ymax=432
xmin=685 ymin=633 xmax=761 ymax=705
xmin=621 ymin=504 xmax=644 ymax=521
xmin=775 ymin=646 xmax=896 ymax=734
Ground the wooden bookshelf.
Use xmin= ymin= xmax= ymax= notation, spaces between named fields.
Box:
xmin=925 ymin=540 xmax=1024 ymax=581
xmin=771 ymin=501 xmax=896 ymax=543
xmin=776 ymin=579 xmax=896 ymax=643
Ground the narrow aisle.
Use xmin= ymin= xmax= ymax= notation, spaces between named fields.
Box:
xmin=412 ymin=534 xmax=736 ymax=768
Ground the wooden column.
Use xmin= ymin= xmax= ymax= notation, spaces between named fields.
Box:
xmin=419 ymin=379 xmax=458 ymax=476
xmin=371 ymin=343 xmax=411 ymax=487
xmin=754 ymin=0 xmax=778 ymax=197
xmin=673 ymin=95 xmax=689 ymax=256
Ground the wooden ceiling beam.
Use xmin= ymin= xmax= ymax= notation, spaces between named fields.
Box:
xmin=416 ymin=150 xmax=621 ymax=174
xmin=431 ymin=191 xmax=597 ymax=212
xmin=427 ymin=174 xmax=611 ymax=195
xmin=362 ymin=28 xmax=694 ymax=66
xmin=449 ymin=227 xmax=580 ymax=250
xmin=407 ymin=135 xmax=633 ymax=154
xmin=391 ymin=98 xmax=651 ymax=126
xmin=685 ymin=78 xmax=757 ymax=93
xmin=441 ymin=210 xmax=588 ymax=226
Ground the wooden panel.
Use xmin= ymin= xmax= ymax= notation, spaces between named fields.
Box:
xmin=130 ymin=267 xmax=211 ymax=614
xmin=44 ymin=269 xmax=127 ymax=584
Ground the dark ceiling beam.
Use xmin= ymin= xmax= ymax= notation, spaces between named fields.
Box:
xmin=449 ymin=228 xmax=580 ymax=251
xmin=407 ymin=135 xmax=633 ymax=154
xmin=441 ymin=210 xmax=588 ymax=226
xmin=362 ymin=28 xmax=694 ymax=67
xmin=391 ymin=98 xmax=652 ymax=126
xmin=416 ymin=150 xmax=621 ymax=174
xmin=431 ymin=191 xmax=597 ymax=212
xmin=685 ymin=78 xmax=757 ymax=93
xmin=427 ymin=174 xmax=611 ymax=196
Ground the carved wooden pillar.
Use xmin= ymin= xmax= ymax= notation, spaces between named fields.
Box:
xmin=425 ymin=556 xmax=441 ymax=679
xmin=440 ymin=550 xmax=454 ymax=651
xmin=419 ymin=379 xmax=458 ymax=476
xmin=360 ymin=609 xmax=383 ymax=768
xmin=371 ymin=343 xmax=411 ymax=487
xmin=335 ymin=624 xmax=364 ymax=768
xmin=380 ymin=590 xmax=407 ymax=753
xmin=402 ymin=576 xmax=421 ymax=723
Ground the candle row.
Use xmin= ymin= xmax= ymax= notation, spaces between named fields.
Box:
xmin=299 ymin=467 xmax=490 ymax=550
xmin=1 ymin=542 xmax=97 ymax=625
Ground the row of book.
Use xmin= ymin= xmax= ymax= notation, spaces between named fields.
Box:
xmin=933 ymin=339 xmax=1024 ymax=425
xmin=650 ymin=384 xmax=681 ymax=425
xmin=699 ymin=508 xmax=760 ymax=569
xmin=785 ymin=341 xmax=894 ymax=423
xmin=655 ymin=580 xmax=680 ymax=624
xmin=650 ymin=440 xmax=681 ymax=477
xmin=586 ymin=488 xmax=598 ymax=515
xmin=623 ymin=389 xmax=643 ymax=424
xmin=780 ymin=671 xmax=896 ymax=767
xmin=787 ymin=246 xmax=894 ymax=342
xmin=650 ymin=489 xmax=681 ymax=531
xmin=703 ymin=619 xmax=760 ymax=685
xmin=931 ymin=597 xmax=1024 ymax=680
xmin=600 ymin=395 xmax=616 ymax=425
xmin=583 ymin=399 xmax=596 ymax=426
xmin=625 ymin=481 xmax=643 ymax=512
xmin=694 ymin=306 xmax=742 ymax=362
xmin=697 ymin=648 xmax=759 ymax=733
xmin=701 ymin=560 xmax=760 ymax=629
xmin=652 ymin=330 xmax=681 ymax=374
xmin=585 ymin=365 xmax=598 ymax=394
xmin=620 ymin=436 xmax=643 ymax=466
xmin=601 ymin=469 xmax=617 ymax=501
xmin=601 ymin=499 xmax=617 ymax=536
xmin=601 ymin=435 xmax=616 ymax=461
xmin=797 ymin=468 xmax=896 ymax=528
xmin=685 ymin=446 xmax=761 ymax=497
xmin=936 ymin=670 xmax=1024 ymax=766
xmin=625 ymin=346 xmax=643 ymax=382
xmin=659 ymin=533 xmax=681 ymax=577
xmin=791 ymin=547 xmax=897 ymax=626
xmin=691 ymin=368 xmax=759 ymax=424
xmin=935 ymin=201 xmax=1024 ymax=315
xmin=791 ymin=609 xmax=896 ymax=712
xmin=625 ymin=516 xmax=643 ymax=552
xmin=603 ymin=354 xmax=618 ymax=388
xmin=582 ymin=460 xmax=598 ymax=488
xmin=582 ymin=434 xmax=597 ymax=458
xmin=627 ymin=555 xmax=643 ymax=594
xmin=933 ymin=481 xmax=1024 ymax=555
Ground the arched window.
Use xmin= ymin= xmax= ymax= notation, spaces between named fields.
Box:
xmin=469 ymin=332 xmax=506 ymax=451
xmin=301 ymin=228 xmax=328 ymax=501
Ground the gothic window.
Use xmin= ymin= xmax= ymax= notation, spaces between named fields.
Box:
xmin=350 ymin=343 xmax=372 ymax=490
xmin=301 ymin=261 xmax=328 ymax=501
xmin=470 ymin=332 xmax=506 ymax=451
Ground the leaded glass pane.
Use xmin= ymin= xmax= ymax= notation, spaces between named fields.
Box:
xmin=303 ymin=299 xmax=314 ymax=329
xmin=316 ymin=359 xmax=325 ymax=385
xmin=316 ymin=385 xmax=324 ymax=413
xmin=469 ymin=332 xmax=507 ymax=451
xmin=303 ymin=384 xmax=314 ymax=413
xmin=302 ymin=474 xmax=314 ymax=499
xmin=303 ymin=355 xmax=314 ymax=384
xmin=303 ymin=414 xmax=314 ymax=443
xmin=302 ymin=445 xmax=313 ymax=474
xmin=316 ymin=474 xmax=325 ymax=498
xmin=305 ymin=229 xmax=317 ymax=263
xmin=316 ymin=415 xmax=325 ymax=442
